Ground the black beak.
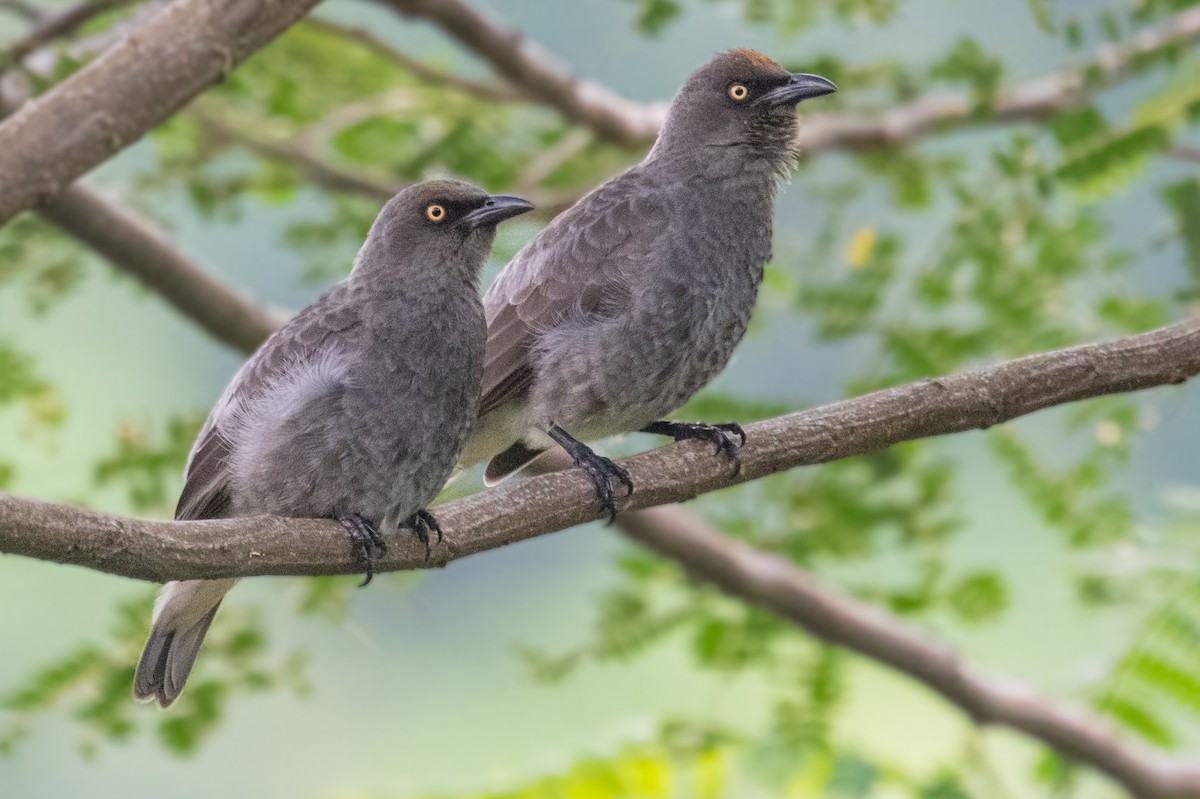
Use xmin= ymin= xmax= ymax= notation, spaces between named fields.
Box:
xmin=463 ymin=194 xmax=535 ymax=228
xmin=755 ymin=73 xmax=838 ymax=108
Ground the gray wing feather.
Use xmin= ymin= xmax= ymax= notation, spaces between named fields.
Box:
xmin=175 ymin=286 xmax=361 ymax=522
xmin=479 ymin=173 xmax=666 ymax=415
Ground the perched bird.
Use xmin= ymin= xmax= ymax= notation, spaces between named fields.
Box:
xmin=133 ymin=180 xmax=533 ymax=708
xmin=459 ymin=49 xmax=836 ymax=516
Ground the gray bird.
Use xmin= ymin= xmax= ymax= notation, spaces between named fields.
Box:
xmin=458 ymin=50 xmax=836 ymax=515
xmin=133 ymin=180 xmax=533 ymax=708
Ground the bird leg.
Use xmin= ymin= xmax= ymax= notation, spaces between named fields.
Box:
xmin=642 ymin=421 xmax=746 ymax=467
xmin=547 ymin=424 xmax=633 ymax=523
xmin=402 ymin=509 xmax=443 ymax=562
xmin=338 ymin=513 xmax=387 ymax=587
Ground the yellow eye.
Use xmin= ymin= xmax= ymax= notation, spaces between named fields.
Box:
xmin=728 ymin=83 xmax=749 ymax=102
xmin=426 ymin=203 xmax=446 ymax=223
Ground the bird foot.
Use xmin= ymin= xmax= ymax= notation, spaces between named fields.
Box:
xmin=548 ymin=425 xmax=633 ymax=524
xmin=402 ymin=509 xmax=443 ymax=562
xmin=643 ymin=420 xmax=746 ymax=473
xmin=339 ymin=514 xmax=387 ymax=587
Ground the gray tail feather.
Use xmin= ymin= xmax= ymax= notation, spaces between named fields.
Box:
xmin=133 ymin=602 xmax=222 ymax=708
xmin=484 ymin=440 xmax=548 ymax=486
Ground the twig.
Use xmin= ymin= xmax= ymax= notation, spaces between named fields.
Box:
xmin=304 ymin=15 xmax=520 ymax=103
xmin=37 ymin=184 xmax=283 ymax=352
xmin=0 ymin=0 xmax=40 ymax=23
xmin=1169 ymin=144 xmax=1200 ymax=163
xmin=192 ymin=107 xmax=398 ymax=202
xmin=5 ymin=0 xmax=134 ymax=63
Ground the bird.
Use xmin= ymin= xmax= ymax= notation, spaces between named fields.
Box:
xmin=133 ymin=180 xmax=533 ymax=708
xmin=457 ymin=49 xmax=836 ymax=518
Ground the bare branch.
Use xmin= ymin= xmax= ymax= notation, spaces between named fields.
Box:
xmin=4 ymin=0 xmax=135 ymax=63
xmin=1169 ymin=144 xmax=1200 ymax=163
xmin=191 ymin=105 xmax=582 ymax=218
xmin=0 ymin=0 xmax=41 ymax=24
xmin=618 ymin=505 xmax=1200 ymax=799
xmin=0 ymin=4 xmax=282 ymax=354
xmin=370 ymin=0 xmax=1200 ymax=155
xmin=192 ymin=106 xmax=398 ymax=203
xmin=1 ymin=319 xmax=1197 ymax=794
xmin=372 ymin=0 xmax=667 ymax=147
xmin=1 ymin=315 xmax=1195 ymax=582
xmin=0 ymin=0 xmax=322 ymax=228
xmin=304 ymin=15 xmax=521 ymax=104
xmin=36 ymin=184 xmax=283 ymax=353
xmin=798 ymin=6 xmax=1200 ymax=153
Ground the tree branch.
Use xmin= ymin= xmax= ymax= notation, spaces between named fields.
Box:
xmin=617 ymin=505 xmax=1200 ymax=799
xmin=0 ymin=5 xmax=283 ymax=354
xmin=304 ymin=15 xmax=521 ymax=104
xmin=1 ymin=315 xmax=1195 ymax=582
xmin=2 ymin=319 xmax=1197 ymax=795
xmin=370 ymin=0 xmax=1200 ymax=155
xmin=0 ymin=0 xmax=322 ymax=228
xmin=372 ymin=0 xmax=667 ymax=147
xmin=191 ymin=106 xmax=398 ymax=203
xmin=36 ymin=184 xmax=283 ymax=353
xmin=4 ymin=0 xmax=135 ymax=63
xmin=798 ymin=6 xmax=1200 ymax=154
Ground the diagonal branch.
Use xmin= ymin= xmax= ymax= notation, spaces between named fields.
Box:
xmin=1 ymin=318 xmax=1198 ymax=796
xmin=36 ymin=184 xmax=283 ymax=352
xmin=1 ymin=315 xmax=1196 ymax=583
xmin=0 ymin=0 xmax=323 ymax=228
xmin=618 ymin=505 xmax=1200 ymax=799
xmin=372 ymin=0 xmax=666 ymax=147
xmin=4 ymin=0 xmax=136 ymax=64
xmin=371 ymin=0 xmax=1200 ymax=155
xmin=0 ymin=5 xmax=282 ymax=354
xmin=304 ymin=15 xmax=521 ymax=104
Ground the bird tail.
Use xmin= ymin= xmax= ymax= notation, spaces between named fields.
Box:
xmin=483 ymin=440 xmax=549 ymax=486
xmin=134 ymin=578 xmax=237 ymax=708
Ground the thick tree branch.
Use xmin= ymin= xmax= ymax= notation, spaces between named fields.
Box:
xmin=36 ymin=185 xmax=283 ymax=353
xmin=1 ymin=315 xmax=1196 ymax=582
xmin=0 ymin=7 xmax=282 ymax=354
xmin=2 ymin=320 xmax=1198 ymax=797
xmin=0 ymin=0 xmax=322 ymax=228
xmin=618 ymin=505 xmax=1200 ymax=799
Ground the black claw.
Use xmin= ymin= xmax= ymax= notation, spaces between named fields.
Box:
xmin=339 ymin=514 xmax=386 ymax=587
xmin=643 ymin=420 xmax=746 ymax=475
xmin=548 ymin=425 xmax=633 ymax=523
xmin=403 ymin=509 xmax=443 ymax=562
xmin=644 ymin=420 xmax=746 ymax=454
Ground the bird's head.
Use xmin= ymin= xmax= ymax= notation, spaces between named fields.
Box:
xmin=355 ymin=179 xmax=533 ymax=282
xmin=653 ymin=49 xmax=836 ymax=165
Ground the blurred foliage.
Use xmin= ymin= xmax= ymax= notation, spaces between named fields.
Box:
xmin=383 ymin=717 xmax=978 ymax=799
xmin=0 ymin=216 xmax=87 ymax=314
xmin=0 ymin=594 xmax=307 ymax=759
xmin=94 ymin=414 xmax=204 ymax=514
xmin=2 ymin=0 xmax=1200 ymax=797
